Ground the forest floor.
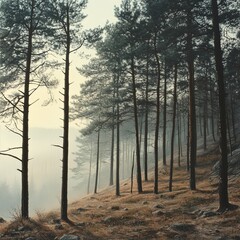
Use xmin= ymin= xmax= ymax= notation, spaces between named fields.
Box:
xmin=0 ymin=142 xmax=240 ymax=240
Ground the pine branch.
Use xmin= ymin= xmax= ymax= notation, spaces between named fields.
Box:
xmin=0 ymin=152 xmax=22 ymax=162
xmin=52 ymin=144 xmax=63 ymax=149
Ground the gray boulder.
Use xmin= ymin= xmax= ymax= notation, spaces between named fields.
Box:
xmin=60 ymin=235 xmax=80 ymax=240
xmin=171 ymin=223 xmax=195 ymax=232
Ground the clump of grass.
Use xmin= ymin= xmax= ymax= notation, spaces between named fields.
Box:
xmin=182 ymin=197 xmax=207 ymax=208
xmin=9 ymin=207 xmax=22 ymax=222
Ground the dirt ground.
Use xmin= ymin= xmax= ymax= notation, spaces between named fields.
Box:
xmin=0 ymin=144 xmax=240 ymax=240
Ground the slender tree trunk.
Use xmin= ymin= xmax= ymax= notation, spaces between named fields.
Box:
xmin=144 ymin=49 xmax=149 ymax=181
xmin=61 ymin=5 xmax=71 ymax=221
xmin=131 ymin=151 xmax=135 ymax=194
xmin=177 ymin=105 xmax=181 ymax=166
xmin=211 ymin=0 xmax=230 ymax=212
xmin=187 ymin=112 xmax=190 ymax=172
xmin=199 ymin=109 xmax=203 ymax=137
xmin=110 ymin=123 xmax=114 ymax=186
xmin=203 ymin=101 xmax=207 ymax=151
xmin=230 ymin=93 xmax=236 ymax=143
xmin=94 ymin=130 xmax=100 ymax=194
xmin=131 ymin=54 xmax=142 ymax=193
xmin=154 ymin=32 xmax=161 ymax=194
xmin=187 ymin=5 xmax=197 ymax=190
xmin=204 ymin=73 xmax=209 ymax=150
xmin=87 ymin=137 xmax=93 ymax=194
xmin=116 ymin=72 xmax=120 ymax=196
xmin=169 ymin=64 xmax=178 ymax=192
xmin=21 ymin=4 xmax=34 ymax=218
xmin=163 ymin=61 xmax=167 ymax=166
xmin=110 ymin=77 xmax=115 ymax=186
xmin=210 ymin=82 xmax=216 ymax=142
xmin=226 ymin=112 xmax=232 ymax=156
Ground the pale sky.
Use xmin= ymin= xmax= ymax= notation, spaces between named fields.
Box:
xmin=30 ymin=0 xmax=122 ymax=129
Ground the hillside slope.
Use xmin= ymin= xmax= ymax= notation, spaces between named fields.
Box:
xmin=0 ymin=143 xmax=240 ymax=240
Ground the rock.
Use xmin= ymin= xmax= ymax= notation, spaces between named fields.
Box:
xmin=76 ymin=222 xmax=85 ymax=227
xmin=109 ymin=206 xmax=120 ymax=211
xmin=50 ymin=219 xmax=61 ymax=224
xmin=153 ymin=204 xmax=164 ymax=209
xmin=8 ymin=231 xmax=20 ymax=237
xmin=18 ymin=226 xmax=31 ymax=232
xmin=171 ymin=223 xmax=195 ymax=232
xmin=152 ymin=210 xmax=165 ymax=216
xmin=201 ymin=211 xmax=218 ymax=218
xmin=55 ymin=224 xmax=64 ymax=230
xmin=97 ymin=205 xmax=103 ymax=209
xmin=60 ymin=234 xmax=80 ymax=240
xmin=0 ymin=217 xmax=6 ymax=223
xmin=142 ymin=201 xmax=148 ymax=205
xmin=76 ymin=208 xmax=86 ymax=213
xmin=196 ymin=211 xmax=219 ymax=218
xmin=123 ymin=208 xmax=129 ymax=211
xmin=217 ymin=236 xmax=240 ymax=240
xmin=103 ymin=216 xmax=114 ymax=223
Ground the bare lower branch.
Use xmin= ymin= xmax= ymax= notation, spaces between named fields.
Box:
xmin=29 ymin=98 xmax=39 ymax=107
xmin=0 ymin=147 xmax=22 ymax=152
xmin=6 ymin=125 xmax=23 ymax=138
xmin=52 ymin=144 xmax=63 ymax=149
xmin=0 ymin=153 xmax=22 ymax=162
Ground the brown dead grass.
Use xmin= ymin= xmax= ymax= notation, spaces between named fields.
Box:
xmin=1 ymin=145 xmax=240 ymax=240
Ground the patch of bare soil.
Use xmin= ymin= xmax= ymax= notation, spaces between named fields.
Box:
xmin=1 ymin=145 xmax=240 ymax=240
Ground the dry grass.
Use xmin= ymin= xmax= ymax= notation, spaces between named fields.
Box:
xmin=1 ymin=145 xmax=240 ymax=239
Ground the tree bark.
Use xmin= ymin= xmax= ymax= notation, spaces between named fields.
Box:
xmin=187 ymin=4 xmax=197 ymax=190
xmin=21 ymin=1 xmax=34 ymax=218
xmin=94 ymin=130 xmax=100 ymax=194
xmin=169 ymin=64 xmax=178 ymax=192
xmin=210 ymin=81 xmax=216 ymax=142
xmin=87 ymin=137 xmax=93 ymax=194
xmin=115 ymin=70 xmax=120 ymax=195
xmin=144 ymin=50 xmax=149 ymax=181
xmin=211 ymin=0 xmax=230 ymax=211
xmin=163 ymin=61 xmax=167 ymax=166
xmin=110 ymin=76 xmax=116 ymax=186
xmin=61 ymin=4 xmax=70 ymax=221
xmin=130 ymin=55 xmax=142 ymax=193
xmin=154 ymin=32 xmax=161 ymax=194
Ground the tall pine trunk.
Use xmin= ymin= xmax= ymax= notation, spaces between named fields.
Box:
xmin=211 ymin=0 xmax=230 ymax=211
xmin=162 ymin=61 xmax=167 ymax=166
xmin=131 ymin=55 xmax=142 ymax=193
xmin=21 ymin=4 xmax=34 ymax=218
xmin=210 ymin=82 xmax=216 ymax=142
xmin=94 ymin=130 xmax=101 ymax=194
xmin=87 ymin=138 xmax=93 ymax=194
xmin=61 ymin=5 xmax=70 ymax=220
xmin=110 ymin=76 xmax=116 ymax=186
xmin=187 ymin=4 xmax=197 ymax=190
xmin=154 ymin=32 xmax=161 ymax=194
xmin=169 ymin=64 xmax=178 ymax=192
xmin=116 ymin=90 xmax=120 ymax=196
xmin=144 ymin=47 xmax=150 ymax=181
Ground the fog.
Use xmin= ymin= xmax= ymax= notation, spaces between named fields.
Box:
xmin=0 ymin=126 xmax=84 ymax=220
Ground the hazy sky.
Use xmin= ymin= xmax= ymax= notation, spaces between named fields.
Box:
xmin=30 ymin=0 xmax=122 ymax=129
